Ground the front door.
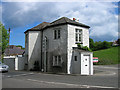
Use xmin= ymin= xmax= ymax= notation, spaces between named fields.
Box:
xmin=82 ymin=55 xmax=89 ymax=75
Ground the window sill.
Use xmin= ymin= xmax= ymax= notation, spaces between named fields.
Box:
xmin=75 ymin=42 xmax=83 ymax=44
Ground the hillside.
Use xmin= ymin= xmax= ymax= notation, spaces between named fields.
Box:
xmin=93 ymin=46 xmax=119 ymax=65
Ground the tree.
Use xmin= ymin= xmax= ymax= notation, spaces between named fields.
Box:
xmin=89 ymin=38 xmax=95 ymax=50
xmin=0 ymin=22 xmax=9 ymax=57
xmin=16 ymin=45 xmax=25 ymax=49
xmin=102 ymin=41 xmax=111 ymax=49
xmin=117 ymin=38 xmax=120 ymax=45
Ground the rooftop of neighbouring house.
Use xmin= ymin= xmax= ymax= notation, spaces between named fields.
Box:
xmin=25 ymin=17 xmax=90 ymax=33
xmin=4 ymin=45 xmax=25 ymax=56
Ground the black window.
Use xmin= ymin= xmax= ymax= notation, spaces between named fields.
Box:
xmin=54 ymin=30 xmax=57 ymax=39
xmin=75 ymin=56 xmax=77 ymax=61
xmin=58 ymin=30 xmax=60 ymax=38
xmin=54 ymin=30 xmax=60 ymax=39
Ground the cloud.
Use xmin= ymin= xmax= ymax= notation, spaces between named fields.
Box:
xmin=2 ymin=2 xmax=118 ymax=41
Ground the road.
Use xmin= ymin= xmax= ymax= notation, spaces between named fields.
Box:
xmin=1 ymin=65 xmax=119 ymax=89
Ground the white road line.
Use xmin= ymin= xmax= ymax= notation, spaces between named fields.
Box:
xmin=7 ymin=76 xmax=12 ymax=78
xmin=94 ymin=66 xmax=119 ymax=69
xmin=6 ymin=73 xmax=34 ymax=78
xmin=94 ymin=72 xmax=117 ymax=76
xmin=27 ymin=79 xmax=116 ymax=88
xmin=13 ymin=73 xmax=34 ymax=77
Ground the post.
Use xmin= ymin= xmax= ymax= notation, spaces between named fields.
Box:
xmin=8 ymin=28 xmax=10 ymax=56
xmin=44 ymin=36 xmax=47 ymax=72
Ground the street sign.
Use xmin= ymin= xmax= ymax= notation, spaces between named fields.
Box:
xmin=93 ymin=57 xmax=98 ymax=63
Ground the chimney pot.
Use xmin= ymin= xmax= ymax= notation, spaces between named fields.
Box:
xmin=73 ymin=18 xmax=76 ymax=21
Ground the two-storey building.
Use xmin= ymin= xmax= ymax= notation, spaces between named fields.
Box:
xmin=24 ymin=17 xmax=93 ymax=75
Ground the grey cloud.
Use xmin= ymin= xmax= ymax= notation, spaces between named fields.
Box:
xmin=2 ymin=2 xmax=118 ymax=41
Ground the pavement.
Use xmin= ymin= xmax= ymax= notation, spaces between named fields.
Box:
xmin=1 ymin=64 xmax=119 ymax=89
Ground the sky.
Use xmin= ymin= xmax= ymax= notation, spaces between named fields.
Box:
xmin=1 ymin=0 xmax=119 ymax=47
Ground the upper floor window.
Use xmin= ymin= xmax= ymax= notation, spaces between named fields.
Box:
xmin=75 ymin=29 xmax=82 ymax=43
xmin=54 ymin=30 xmax=60 ymax=39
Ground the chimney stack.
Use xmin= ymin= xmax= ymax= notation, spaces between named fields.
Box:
xmin=73 ymin=18 xmax=79 ymax=22
xmin=73 ymin=18 xmax=76 ymax=21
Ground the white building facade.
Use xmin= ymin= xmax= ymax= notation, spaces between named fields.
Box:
xmin=24 ymin=17 xmax=93 ymax=75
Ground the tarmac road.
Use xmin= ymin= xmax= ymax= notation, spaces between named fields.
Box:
xmin=1 ymin=64 xmax=119 ymax=89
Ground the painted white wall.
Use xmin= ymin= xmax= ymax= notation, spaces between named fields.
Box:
xmin=15 ymin=57 xmax=25 ymax=70
xmin=27 ymin=31 xmax=41 ymax=70
xmin=67 ymin=24 xmax=89 ymax=74
xmin=81 ymin=52 xmax=93 ymax=75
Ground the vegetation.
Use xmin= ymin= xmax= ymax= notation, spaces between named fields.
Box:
xmin=0 ymin=23 xmax=9 ymax=61
xmin=89 ymin=38 xmax=112 ymax=51
xmin=16 ymin=45 xmax=25 ymax=49
xmin=93 ymin=46 xmax=119 ymax=65
xmin=77 ymin=43 xmax=92 ymax=52
xmin=30 ymin=61 xmax=40 ymax=71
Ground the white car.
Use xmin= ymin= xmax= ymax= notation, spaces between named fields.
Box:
xmin=0 ymin=63 xmax=9 ymax=72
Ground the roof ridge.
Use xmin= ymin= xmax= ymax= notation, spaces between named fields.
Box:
xmin=50 ymin=17 xmax=66 ymax=24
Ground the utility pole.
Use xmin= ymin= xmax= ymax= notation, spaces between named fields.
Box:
xmin=8 ymin=28 xmax=10 ymax=56
xmin=44 ymin=36 xmax=47 ymax=72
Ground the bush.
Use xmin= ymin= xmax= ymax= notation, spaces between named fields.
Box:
xmin=33 ymin=61 xmax=40 ymax=71
xmin=77 ymin=43 xmax=82 ymax=49
xmin=77 ymin=43 xmax=92 ymax=52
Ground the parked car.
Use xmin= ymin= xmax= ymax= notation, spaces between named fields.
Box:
xmin=0 ymin=63 xmax=9 ymax=72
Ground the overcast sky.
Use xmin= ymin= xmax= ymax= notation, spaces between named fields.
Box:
xmin=1 ymin=0 xmax=119 ymax=47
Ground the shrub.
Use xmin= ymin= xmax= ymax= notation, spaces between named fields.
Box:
xmin=77 ymin=43 xmax=92 ymax=52
xmin=33 ymin=61 xmax=40 ymax=71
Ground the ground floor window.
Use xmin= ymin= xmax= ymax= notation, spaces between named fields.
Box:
xmin=53 ymin=55 xmax=62 ymax=66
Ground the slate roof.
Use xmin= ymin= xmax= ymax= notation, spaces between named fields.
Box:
xmin=49 ymin=17 xmax=90 ymax=28
xmin=4 ymin=45 xmax=25 ymax=56
xmin=31 ymin=22 xmax=50 ymax=30
xmin=24 ymin=22 xmax=50 ymax=33
xmin=24 ymin=17 xmax=90 ymax=33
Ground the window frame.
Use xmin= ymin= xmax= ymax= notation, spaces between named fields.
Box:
xmin=53 ymin=55 xmax=62 ymax=66
xmin=75 ymin=29 xmax=82 ymax=44
xmin=54 ymin=29 xmax=61 ymax=39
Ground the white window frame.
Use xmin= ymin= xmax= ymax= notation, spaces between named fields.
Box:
xmin=53 ymin=55 xmax=62 ymax=66
xmin=75 ymin=29 xmax=82 ymax=43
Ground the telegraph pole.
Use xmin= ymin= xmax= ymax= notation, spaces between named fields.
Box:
xmin=8 ymin=28 xmax=10 ymax=56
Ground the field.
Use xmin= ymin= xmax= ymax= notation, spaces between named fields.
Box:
xmin=93 ymin=46 xmax=119 ymax=65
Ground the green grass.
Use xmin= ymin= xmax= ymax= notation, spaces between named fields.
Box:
xmin=93 ymin=46 xmax=120 ymax=65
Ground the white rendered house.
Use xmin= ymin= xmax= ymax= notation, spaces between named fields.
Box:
xmin=24 ymin=17 xmax=93 ymax=75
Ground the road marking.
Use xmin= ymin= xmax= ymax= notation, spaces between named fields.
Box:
xmin=94 ymin=72 xmax=117 ymax=76
xmin=94 ymin=66 xmax=119 ymax=69
xmin=13 ymin=73 xmax=34 ymax=77
xmin=4 ymin=73 xmax=34 ymax=78
xmin=27 ymin=79 xmax=116 ymax=88
xmin=7 ymin=76 xmax=12 ymax=78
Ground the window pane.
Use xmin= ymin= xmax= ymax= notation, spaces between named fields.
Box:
xmin=58 ymin=56 xmax=61 ymax=65
xmin=76 ymin=34 xmax=78 ymax=42
xmin=75 ymin=56 xmax=77 ymax=61
xmin=54 ymin=30 xmax=57 ymax=39
xmin=58 ymin=30 xmax=60 ymax=38
xmin=55 ymin=56 xmax=57 ymax=65
xmin=76 ymin=29 xmax=78 ymax=33
xmin=79 ymin=29 xmax=82 ymax=32
xmin=79 ymin=34 xmax=81 ymax=42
